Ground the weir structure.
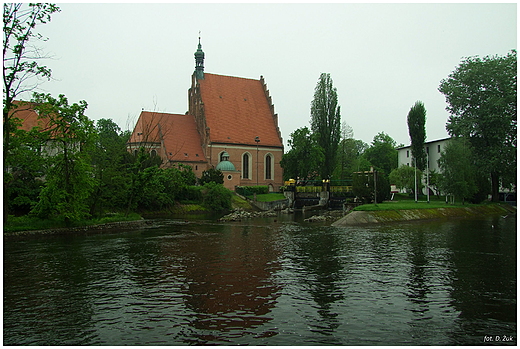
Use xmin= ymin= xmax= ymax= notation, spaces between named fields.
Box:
xmin=283 ymin=179 xmax=354 ymax=210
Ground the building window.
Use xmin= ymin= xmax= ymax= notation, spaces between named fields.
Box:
xmin=406 ymin=150 xmax=409 ymax=158
xmin=242 ymin=153 xmax=250 ymax=179
xmin=426 ymin=146 xmax=429 ymax=154
xmin=265 ymin=154 xmax=272 ymax=180
xmin=150 ymin=149 xmax=157 ymax=157
xmin=438 ymin=144 xmax=441 ymax=153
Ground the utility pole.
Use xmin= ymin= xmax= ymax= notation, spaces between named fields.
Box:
xmin=374 ymin=169 xmax=377 ymax=204
xmin=414 ymin=157 xmax=418 ymax=203
xmin=255 ymin=136 xmax=260 ymax=186
xmin=426 ymin=151 xmax=430 ymax=203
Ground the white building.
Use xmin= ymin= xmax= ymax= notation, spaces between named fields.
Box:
xmin=396 ymin=137 xmax=451 ymax=195
xmin=397 ymin=137 xmax=451 ymax=173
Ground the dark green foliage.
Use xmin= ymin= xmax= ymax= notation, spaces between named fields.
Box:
xmin=439 ymin=50 xmax=517 ymax=201
xmin=389 ymin=165 xmax=423 ymax=194
xmin=280 ymin=127 xmax=324 ymax=181
xmin=236 ymin=186 xmax=269 ymax=196
xmin=352 ymin=172 xmax=372 ymax=204
xmin=363 ymin=132 xmax=398 ymax=175
xmin=438 ymin=138 xmax=478 ymax=205
xmin=406 ymin=101 xmax=427 ymax=171
xmin=199 ymin=168 xmax=224 ymax=185
xmin=5 ymin=121 xmax=48 ymax=215
xmin=180 ymin=186 xmax=203 ymax=203
xmin=3 ymin=3 xmax=61 ymax=222
xmin=89 ymin=119 xmax=131 ymax=216
xmin=310 ymin=73 xmax=341 ymax=179
xmin=201 ymin=182 xmax=232 ymax=211
xmin=352 ymin=171 xmax=390 ymax=204
xmin=29 ymin=93 xmax=96 ymax=224
xmin=333 ymin=137 xmax=369 ymax=179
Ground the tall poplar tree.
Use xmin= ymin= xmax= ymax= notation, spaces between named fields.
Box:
xmin=310 ymin=73 xmax=341 ymax=179
xmin=407 ymin=101 xmax=427 ymax=171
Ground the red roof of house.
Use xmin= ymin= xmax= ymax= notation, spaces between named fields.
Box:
xmin=198 ymin=73 xmax=283 ymax=148
xmin=128 ymin=111 xmax=206 ymax=163
xmin=9 ymin=101 xmax=53 ymax=132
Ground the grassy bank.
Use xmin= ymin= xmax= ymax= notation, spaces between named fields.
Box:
xmin=333 ymin=203 xmax=515 ymax=226
xmin=4 ymin=213 xmax=143 ymax=233
xmin=354 ymin=194 xmax=484 ymax=211
xmin=246 ymin=193 xmax=286 ymax=202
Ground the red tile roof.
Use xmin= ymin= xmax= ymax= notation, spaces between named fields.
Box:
xmin=8 ymin=101 xmax=54 ymax=132
xmin=128 ymin=111 xmax=206 ymax=163
xmin=198 ymin=73 xmax=283 ymax=148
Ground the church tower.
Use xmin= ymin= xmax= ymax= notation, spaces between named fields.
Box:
xmin=194 ymin=35 xmax=205 ymax=80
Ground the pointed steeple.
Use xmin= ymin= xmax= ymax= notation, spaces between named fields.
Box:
xmin=194 ymin=33 xmax=205 ymax=80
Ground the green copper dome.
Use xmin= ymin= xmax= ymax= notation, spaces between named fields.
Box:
xmin=216 ymin=151 xmax=236 ymax=171
xmin=216 ymin=160 xmax=236 ymax=172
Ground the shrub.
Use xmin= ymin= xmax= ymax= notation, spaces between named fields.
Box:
xmin=236 ymin=185 xmax=269 ymax=196
xmin=201 ymin=182 xmax=232 ymax=211
xmin=352 ymin=171 xmax=390 ymax=204
xmin=199 ymin=168 xmax=224 ymax=185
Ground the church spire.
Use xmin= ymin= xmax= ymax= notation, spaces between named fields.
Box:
xmin=194 ymin=32 xmax=205 ymax=80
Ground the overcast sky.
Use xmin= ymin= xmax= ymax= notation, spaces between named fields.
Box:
xmin=29 ymin=2 xmax=516 ymax=147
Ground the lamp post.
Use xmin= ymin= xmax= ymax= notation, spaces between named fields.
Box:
xmin=255 ymin=136 xmax=260 ymax=186
xmin=426 ymin=151 xmax=430 ymax=203
xmin=414 ymin=157 xmax=418 ymax=203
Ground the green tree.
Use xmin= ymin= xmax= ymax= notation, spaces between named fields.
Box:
xmin=363 ymin=132 xmax=398 ymax=175
xmin=333 ymin=138 xmax=369 ymax=179
xmin=438 ymin=50 xmax=516 ymax=202
xmin=30 ymin=94 xmax=96 ymax=224
xmin=389 ymin=165 xmax=423 ymax=194
xmin=310 ymin=73 xmax=341 ymax=179
xmin=3 ymin=3 xmax=60 ymax=222
xmin=352 ymin=170 xmax=390 ymax=204
xmin=437 ymin=138 xmax=478 ymax=205
xmin=407 ymin=101 xmax=427 ymax=171
xmin=5 ymin=118 xmax=47 ymax=215
xmin=89 ymin=119 xmax=131 ymax=216
xmin=201 ymin=182 xmax=232 ymax=211
xmin=199 ymin=168 xmax=224 ymax=185
xmin=280 ymin=126 xmax=324 ymax=181
xmin=124 ymin=147 xmax=162 ymax=216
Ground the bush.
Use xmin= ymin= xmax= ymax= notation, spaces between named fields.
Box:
xmin=201 ymin=182 xmax=232 ymax=211
xmin=236 ymin=185 xmax=269 ymax=196
xmin=179 ymin=185 xmax=202 ymax=203
xmin=199 ymin=168 xmax=224 ymax=185
xmin=352 ymin=171 xmax=390 ymax=204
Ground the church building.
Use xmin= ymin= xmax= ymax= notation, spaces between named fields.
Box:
xmin=127 ymin=39 xmax=284 ymax=191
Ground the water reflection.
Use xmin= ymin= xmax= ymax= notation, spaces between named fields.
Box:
xmin=284 ymin=227 xmax=345 ymax=341
xmin=3 ymin=215 xmax=516 ymax=345
xmin=447 ymin=217 xmax=517 ymax=343
xmin=173 ymin=223 xmax=282 ymax=344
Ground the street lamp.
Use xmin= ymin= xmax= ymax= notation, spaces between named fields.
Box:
xmin=255 ymin=136 xmax=260 ymax=186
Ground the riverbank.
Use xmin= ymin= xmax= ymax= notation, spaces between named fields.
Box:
xmin=332 ymin=204 xmax=516 ymax=226
xmin=3 ymin=219 xmax=157 ymax=239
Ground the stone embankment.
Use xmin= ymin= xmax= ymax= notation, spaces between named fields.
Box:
xmin=4 ymin=219 xmax=153 ymax=239
xmin=218 ymin=208 xmax=278 ymax=222
xmin=331 ymin=204 xmax=516 ymax=227
xmin=304 ymin=211 xmax=344 ymax=222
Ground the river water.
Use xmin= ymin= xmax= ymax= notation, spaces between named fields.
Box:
xmin=3 ymin=212 xmax=516 ymax=345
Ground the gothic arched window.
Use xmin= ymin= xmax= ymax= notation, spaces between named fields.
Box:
xmin=265 ymin=154 xmax=272 ymax=180
xmin=242 ymin=153 xmax=250 ymax=179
